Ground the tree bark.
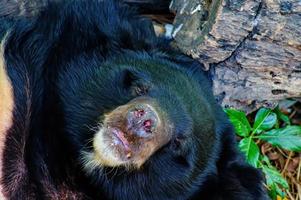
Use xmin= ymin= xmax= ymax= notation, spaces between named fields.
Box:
xmin=170 ymin=0 xmax=301 ymax=112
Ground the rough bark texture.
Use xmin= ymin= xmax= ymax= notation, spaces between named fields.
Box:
xmin=170 ymin=0 xmax=301 ymax=112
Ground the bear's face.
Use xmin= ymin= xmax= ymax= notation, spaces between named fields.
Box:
xmin=59 ymin=53 xmax=217 ymax=177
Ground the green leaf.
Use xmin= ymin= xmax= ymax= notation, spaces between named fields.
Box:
xmin=268 ymin=182 xmax=286 ymax=199
xmin=268 ymin=183 xmax=277 ymax=200
xmin=253 ymin=108 xmax=276 ymax=132
xmin=262 ymin=165 xmax=289 ymax=189
xmin=238 ymin=138 xmax=260 ymax=167
xmin=274 ymin=107 xmax=291 ymax=125
xmin=257 ymin=126 xmax=301 ymax=151
xmin=224 ymin=109 xmax=251 ymax=137
xmin=261 ymin=148 xmax=294 ymax=198
xmin=262 ymin=112 xmax=277 ymax=130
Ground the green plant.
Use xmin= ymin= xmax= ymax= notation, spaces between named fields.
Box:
xmin=225 ymin=107 xmax=301 ymax=200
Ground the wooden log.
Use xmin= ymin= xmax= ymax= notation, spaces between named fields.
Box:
xmin=170 ymin=0 xmax=301 ymax=112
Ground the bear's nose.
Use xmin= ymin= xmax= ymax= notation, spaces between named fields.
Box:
xmin=126 ymin=104 xmax=158 ymax=138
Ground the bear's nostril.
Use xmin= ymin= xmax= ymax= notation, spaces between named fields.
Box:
xmin=143 ymin=120 xmax=152 ymax=132
xmin=126 ymin=104 xmax=158 ymax=138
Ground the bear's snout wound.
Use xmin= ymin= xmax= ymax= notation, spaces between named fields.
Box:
xmin=126 ymin=104 xmax=158 ymax=138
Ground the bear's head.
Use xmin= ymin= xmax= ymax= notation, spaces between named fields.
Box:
xmin=58 ymin=52 xmax=225 ymax=199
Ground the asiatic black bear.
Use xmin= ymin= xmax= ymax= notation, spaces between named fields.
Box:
xmin=0 ymin=0 xmax=268 ymax=199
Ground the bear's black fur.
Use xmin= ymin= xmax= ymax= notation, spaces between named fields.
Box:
xmin=0 ymin=0 xmax=269 ymax=199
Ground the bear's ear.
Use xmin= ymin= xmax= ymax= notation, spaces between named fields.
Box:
xmin=122 ymin=69 xmax=140 ymax=90
xmin=121 ymin=69 xmax=151 ymax=96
